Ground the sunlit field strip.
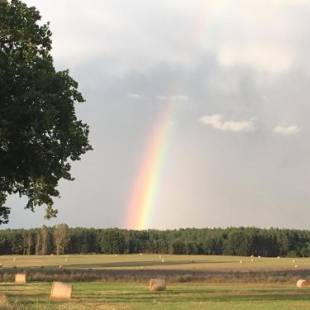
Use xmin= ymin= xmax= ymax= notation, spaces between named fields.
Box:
xmin=0 ymin=254 xmax=309 ymax=271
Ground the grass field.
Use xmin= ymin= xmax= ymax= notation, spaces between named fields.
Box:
xmin=0 ymin=254 xmax=309 ymax=271
xmin=0 ymin=254 xmax=309 ymax=309
xmin=2 ymin=282 xmax=310 ymax=309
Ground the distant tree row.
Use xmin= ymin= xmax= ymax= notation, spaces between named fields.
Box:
xmin=0 ymin=226 xmax=310 ymax=257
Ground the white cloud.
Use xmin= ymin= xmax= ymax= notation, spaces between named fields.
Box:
xmin=127 ymin=93 xmax=142 ymax=100
xmin=25 ymin=0 xmax=310 ymax=76
xmin=200 ymin=114 xmax=255 ymax=133
xmin=273 ymin=125 xmax=301 ymax=135
xmin=217 ymin=44 xmax=294 ymax=74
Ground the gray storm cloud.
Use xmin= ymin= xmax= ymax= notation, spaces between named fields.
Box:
xmin=7 ymin=0 xmax=310 ymax=229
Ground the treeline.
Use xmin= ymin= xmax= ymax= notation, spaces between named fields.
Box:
xmin=0 ymin=225 xmax=310 ymax=257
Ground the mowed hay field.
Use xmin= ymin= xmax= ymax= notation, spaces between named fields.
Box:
xmin=0 ymin=254 xmax=310 ymax=309
xmin=0 ymin=254 xmax=309 ymax=271
xmin=2 ymin=282 xmax=310 ymax=309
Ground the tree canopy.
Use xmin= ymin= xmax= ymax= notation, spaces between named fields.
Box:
xmin=0 ymin=226 xmax=309 ymax=257
xmin=0 ymin=0 xmax=92 ymax=223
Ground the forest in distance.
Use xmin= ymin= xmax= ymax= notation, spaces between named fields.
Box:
xmin=0 ymin=225 xmax=309 ymax=258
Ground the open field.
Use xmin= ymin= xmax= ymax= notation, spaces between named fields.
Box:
xmin=1 ymin=282 xmax=310 ymax=309
xmin=0 ymin=255 xmax=309 ymax=309
xmin=0 ymin=254 xmax=309 ymax=271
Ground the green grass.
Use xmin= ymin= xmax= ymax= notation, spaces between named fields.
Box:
xmin=1 ymin=282 xmax=310 ymax=309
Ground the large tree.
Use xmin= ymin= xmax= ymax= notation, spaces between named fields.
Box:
xmin=0 ymin=0 xmax=92 ymax=223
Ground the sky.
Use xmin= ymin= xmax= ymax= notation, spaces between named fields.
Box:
xmin=5 ymin=0 xmax=310 ymax=229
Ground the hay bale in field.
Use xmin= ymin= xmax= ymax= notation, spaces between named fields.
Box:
xmin=15 ymin=273 xmax=26 ymax=284
xmin=149 ymin=278 xmax=166 ymax=292
xmin=239 ymin=260 xmax=243 ymax=264
xmin=297 ymin=279 xmax=310 ymax=288
xmin=58 ymin=265 xmax=63 ymax=269
xmin=294 ymin=264 xmax=299 ymax=268
xmin=292 ymin=259 xmax=296 ymax=263
xmin=0 ymin=293 xmax=8 ymax=306
xmin=50 ymin=282 xmax=72 ymax=300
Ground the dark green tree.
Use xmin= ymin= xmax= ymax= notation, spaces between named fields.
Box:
xmin=0 ymin=0 xmax=92 ymax=223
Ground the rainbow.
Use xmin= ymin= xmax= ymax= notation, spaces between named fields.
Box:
xmin=125 ymin=0 xmax=231 ymax=230
xmin=125 ymin=101 xmax=174 ymax=230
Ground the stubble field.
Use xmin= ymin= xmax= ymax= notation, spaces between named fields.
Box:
xmin=0 ymin=254 xmax=310 ymax=309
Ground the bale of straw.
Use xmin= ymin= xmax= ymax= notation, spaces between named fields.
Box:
xmin=50 ymin=282 xmax=73 ymax=300
xmin=0 ymin=293 xmax=8 ymax=306
xmin=297 ymin=279 xmax=310 ymax=288
xmin=15 ymin=273 xmax=26 ymax=284
xmin=149 ymin=278 xmax=166 ymax=292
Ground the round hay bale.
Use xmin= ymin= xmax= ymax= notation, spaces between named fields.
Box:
xmin=297 ymin=279 xmax=310 ymax=288
xmin=50 ymin=282 xmax=73 ymax=300
xmin=0 ymin=293 xmax=8 ymax=306
xmin=149 ymin=278 xmax=166 ymax=292
xmin=58 ymin=265 xmax=63 ymax=269
xmin=239 ymin=260 xmax=243 ymax=264
xmin=294 ymin=264 xmax=299 ymax=268
xmin=15 ymin=273 xmax=26 ymax=284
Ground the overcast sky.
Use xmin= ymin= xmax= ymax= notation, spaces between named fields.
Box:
xmin=6 ymin=0 xmax=310 ymax=229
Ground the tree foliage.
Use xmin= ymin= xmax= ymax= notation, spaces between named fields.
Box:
xmin=0 ymin=226 xmax=310 ymax=257
xmin=0 ymin=0 xmax=91 ymax=223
